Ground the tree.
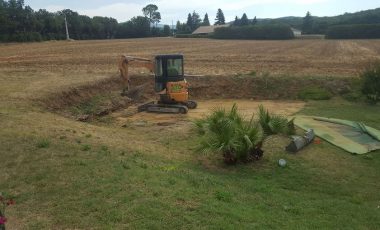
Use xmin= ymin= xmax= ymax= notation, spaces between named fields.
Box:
xmin=186 ymin=13 xmax=192 ymax=30
xmin=240 ymin=13 xmax=249 ymax=26
xmin=116 ymin=16 xmax=150 ymax=38
xmin=202 ymin=13 xmax=210 ymax=26
xmin=191 ymin=11 xmax=201 ymax=30
xmin=312 ymin=21 xmax=328 ymax=34
xmin=176 ymin=20 xmax=191 ymax=34
xmin=233 ymin=16 xmax=240 ymax=26
xmin=92 ymin=16 xmax=118 ymax=39
xmin=129 ymin=16 xmax=150 ymax=37
xmin=302 ymin=11 xmax=313 ymax=34
xmin=142 ymin=4 xmax=160 ymax=26
xmin=163 ymin=25 xmax=171 ymax=36
xmin=152 ymin=11 xmax=161 ymax=25
xmin=252 ymin=16 xmax=257 ymax=25
xmin=150 ymin=26 xmax=160 ymax=36
xmin=215 ymin=8 xmax=225 ymax=25
xmin=0 ymin=0 xmax=9 ymax=35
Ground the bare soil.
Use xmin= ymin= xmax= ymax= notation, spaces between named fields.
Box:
xmin=114 ymin=99 xmax=305 ymax=126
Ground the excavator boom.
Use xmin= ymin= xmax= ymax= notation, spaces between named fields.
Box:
xmin=118 ymin=55 xmax=154 ymax=93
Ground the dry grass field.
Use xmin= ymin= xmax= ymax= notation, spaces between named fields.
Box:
xmin=1 ymin=38 xmax=380 ymax=229
xmin=1 ymin=38 xmax=380 ymax=78
xmin=1 ymin=38 xmax=379 ymax=102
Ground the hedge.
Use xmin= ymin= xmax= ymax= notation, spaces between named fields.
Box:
xmin=326 ymin=24 xmax=380 ymax=39
xmin=213 ymin=24 xmax=295 ymax=40
xmin=175 ymin=34 xmax=210 ymax=38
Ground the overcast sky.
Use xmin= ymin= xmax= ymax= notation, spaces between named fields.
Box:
xmin=25 ymin=0 xmax=379 ymax=24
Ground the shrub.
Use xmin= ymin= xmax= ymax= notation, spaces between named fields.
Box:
xmin=36 ymin=139 xmax=50 ymax=148
xmin=326 ymin=24 xmax=380 ymax=39
xmin=342 ymin=92 xmax=363 ymax=102
xmin=7 ymin=32 xmax=43 ymax=42
xmin=175 ymin=34 xmax=210 ymax=38
xmin=196 ymin=104 xmax=263 ymax=164
xmin=361 ymin=63 xmax=380 ymax=104
xmin=213 ymin=24 xmax=294 ymax=40
xmin=298 ymin=87 xmax=332 ymax=100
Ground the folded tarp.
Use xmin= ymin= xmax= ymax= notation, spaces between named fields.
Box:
xmin=294 ymin=116 xmax=380 ymax=154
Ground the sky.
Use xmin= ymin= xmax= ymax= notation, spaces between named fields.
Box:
xmin=25 ymin=0 xmax=380 ymax=24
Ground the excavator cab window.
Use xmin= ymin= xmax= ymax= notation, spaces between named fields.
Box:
xmin=154 ymin=55 xmax=184 ymax=92
xmin=167 ymin=59 xmax=183 ymax=77
xmin=155 ymin=58 xmax=163 ymax=77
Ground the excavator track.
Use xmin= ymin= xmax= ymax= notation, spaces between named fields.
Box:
xmin=138 ymin=101 xmax=189 ymax=114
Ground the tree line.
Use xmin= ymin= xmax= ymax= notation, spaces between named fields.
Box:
xmin=0 ymin=1 xmax=171 ymax=42
xmin=176 ymin=9 xmax=261 ymax=34
xmin=213 ymin=24 xmax=294 ymax=40
xmin=2 ymin=0 xmax=378 ymax=42
xmin=268 ymin=8 xmax=380 ymax=36
xmin=176 ymin=8 xmax=226 ymax=34
xmin=301 ymin=9 xmax=380 ymax=38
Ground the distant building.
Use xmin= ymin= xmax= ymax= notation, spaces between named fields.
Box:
xmin=291 ymin=28 xmax=302 ymax=37
xmin=192 ymin=24 xmax=230 ymax=35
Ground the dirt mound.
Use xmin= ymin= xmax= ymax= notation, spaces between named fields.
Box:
xmin=187 ymin=75 xmax=354 ymax=100
xmin=40 ymin=75 xmax=156 ymax=121
xmin=42 ymin=77 xmax=123 ymax=111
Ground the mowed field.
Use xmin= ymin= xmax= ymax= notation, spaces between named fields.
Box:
xmin=1 ymin=38 xmax=380 ymax=229
xmin=1 ymin=38 xmax=380 ymax=78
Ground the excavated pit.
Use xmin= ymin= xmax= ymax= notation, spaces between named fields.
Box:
xmin=41 ymin=74 xmax=355 ymax=124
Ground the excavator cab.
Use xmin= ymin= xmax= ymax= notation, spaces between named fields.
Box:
xmin=154 ymin=54 xmax=184 ymax=92
xmin=153 ymin=54 xmax=192 ymax=106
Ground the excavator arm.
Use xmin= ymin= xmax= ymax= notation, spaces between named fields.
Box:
xmin=118 ymin=55 xmax=155 ymax=93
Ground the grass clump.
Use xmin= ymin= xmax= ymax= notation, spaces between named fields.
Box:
xmin=70 ymin=95 xmax=104 ymax=116
xmin=215 ymin=191 xmax=232 ymax=202
xmin=298 ymin=87 xmax=332 ymax=100
xmin=361 ymin=63 xmax=380 ymax=104
xmin=36 ymin=139 xmax=50 ymax=148
xmin=248 ymin=70 xmax=257 ymax=76
xmin=81 ymin=144 xmax=91 ymax=151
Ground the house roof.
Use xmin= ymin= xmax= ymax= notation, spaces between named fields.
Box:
xmin=192 ymin=24 xmax=230 ymax=34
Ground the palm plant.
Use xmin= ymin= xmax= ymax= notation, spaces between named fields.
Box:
xmin=196 ymin=104 xmax=263 ymax=164
xmin=195 ymin=104 xmax=296 ymax=164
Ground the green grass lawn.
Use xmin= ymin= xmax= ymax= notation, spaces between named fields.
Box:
xmin=1 ymin=97 xmax=380 ymax=229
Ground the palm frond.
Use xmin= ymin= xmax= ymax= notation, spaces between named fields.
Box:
xmin=258 ymin=105 xmax=291 ymax=136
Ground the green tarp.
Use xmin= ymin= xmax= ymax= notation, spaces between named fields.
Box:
xmin=294 ymin=116 xmax=380 ymax=154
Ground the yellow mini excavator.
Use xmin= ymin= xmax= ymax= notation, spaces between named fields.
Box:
xmin=118 ymin=54 xmax=197 ymax=114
